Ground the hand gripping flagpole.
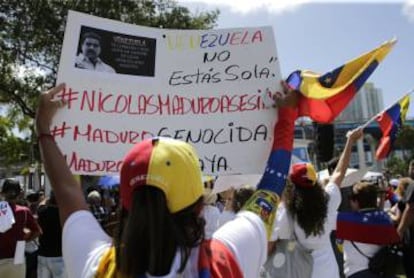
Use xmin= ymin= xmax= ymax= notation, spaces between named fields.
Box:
xmin=358 ymin=89 xmax=414 ymax=130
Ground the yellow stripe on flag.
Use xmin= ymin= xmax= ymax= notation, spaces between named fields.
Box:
xmin=300 ymin=38 xmax=396 ymax=100
xmin=399 ymin=95 xmax=410 ymax=123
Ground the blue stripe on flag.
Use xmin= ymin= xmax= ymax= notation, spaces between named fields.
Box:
xmin=257 ymin=149 xmax=291 ymax=195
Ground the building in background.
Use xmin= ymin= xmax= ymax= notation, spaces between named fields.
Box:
xmin=336 ymin=83 xmax=384 ymax=123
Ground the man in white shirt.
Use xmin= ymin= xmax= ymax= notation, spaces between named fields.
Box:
xmin=75 ymin=32 xmax=116 ymax=73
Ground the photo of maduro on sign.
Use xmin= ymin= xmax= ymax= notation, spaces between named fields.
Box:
xmin=75 ymin=26 xmax=156 ymax=77
xmin=75 ymin=30 xmax=116 ymax=73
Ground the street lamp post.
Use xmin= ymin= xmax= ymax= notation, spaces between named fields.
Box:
xmin=28 ymin=165 xmax=35 ymax=191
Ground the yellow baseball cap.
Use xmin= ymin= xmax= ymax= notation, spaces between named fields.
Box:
xmin=120 ymin=137 xmax=204 ymax=213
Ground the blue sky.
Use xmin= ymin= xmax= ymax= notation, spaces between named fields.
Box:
xmin=179 ymin=0 xmax=414 ymax=117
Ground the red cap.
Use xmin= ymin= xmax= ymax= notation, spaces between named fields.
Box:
xmin=290 ymin=163 xmax=317 ymax=188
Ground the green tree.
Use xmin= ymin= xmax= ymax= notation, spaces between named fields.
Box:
xmin=385 ymin=156 xmax=409 ymax=177
xmin=385 ymin=125 xmax=414 ymax=177
xmin=395 ymin=125 xmax=414 ymax=159
xmin=0 ymin=0 xmax=219 ymax=169
xmin=0 ymin=115 xmax=31 ymax=168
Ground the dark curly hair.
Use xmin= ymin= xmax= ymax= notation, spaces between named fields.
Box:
xmin=284 ymin=181 xmax=329 ymax=238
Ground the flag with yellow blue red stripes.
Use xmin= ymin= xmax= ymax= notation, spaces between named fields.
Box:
xmin=287 ymin=38 xmax=396 ymax=123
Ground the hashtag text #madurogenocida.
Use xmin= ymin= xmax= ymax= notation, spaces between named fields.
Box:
xmin=68 ymin=123 xmax=269 ymax=145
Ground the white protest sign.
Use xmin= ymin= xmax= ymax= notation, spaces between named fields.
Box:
xmin=54 ymin=11 xmax=282 ymax=176
xmin=0 ymin=201 xmax=15 ymax=233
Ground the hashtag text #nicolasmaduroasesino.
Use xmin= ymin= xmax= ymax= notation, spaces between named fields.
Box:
xmin=58 ymin=88 xmax=271 ymax=115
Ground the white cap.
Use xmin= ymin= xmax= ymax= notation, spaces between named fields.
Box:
xmin=389 ymin=179 xmax=399 ymax=187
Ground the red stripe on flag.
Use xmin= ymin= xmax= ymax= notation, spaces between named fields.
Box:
xmin=375 ymin=112 xmax=393 ymax=159
xmin=199 ymin=239 xmax=243 ymax=278
xmin=377 ymin=112 xmax=394 ymax=135
xmin=337 ymin=221 xmax=400 ymax=244
xmin=376 ymin=136 xmax=391 ymax=160
xmin=298 ymin=85 xmax=357 ymax=124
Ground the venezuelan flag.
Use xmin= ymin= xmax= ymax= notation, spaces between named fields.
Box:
xmin=198 ymin=239 xmax=243 ymax=278
xmin=375 ymin=95 xmax=410 ymax=160
xmin=337 ymin=209 xmax=400 ymax=245
xmin=287 ymin=39 xmax=396 ymax=124
xmin=256 ymin=107 xmax=298 ymax=195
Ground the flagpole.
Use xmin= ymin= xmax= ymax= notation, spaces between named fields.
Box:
xmin=358 ymin=89 xmax=414 ymax=130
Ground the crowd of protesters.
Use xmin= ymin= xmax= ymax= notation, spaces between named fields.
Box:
xmin=0 ymin=181 xmax=119 ymax=278
xmin=1 ymin=157 xmax=414 ymax=278
xmin=3 ymin=164 xmax=414 ymax=278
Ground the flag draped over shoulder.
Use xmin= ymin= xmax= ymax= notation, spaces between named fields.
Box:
xmin=375 ymin=95 xmax=410 ymax=160
xmin=337 ymin=209 xmax=400 ymax=245
xmin=286 ymin=39 xmax=396 ymax=124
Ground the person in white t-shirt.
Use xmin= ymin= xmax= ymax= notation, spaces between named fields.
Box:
xmin=342 ymin=182 xmax=384 ymax=278
xmin=202 ymin=188 xmax=220 ymax=239
xmin=35 ymin=82 xmax=298 ymax=278
xmin=270 ymin=128 xmax=363 ymax=278
xmin=0 ymin=200 xmax=15 ymax=233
